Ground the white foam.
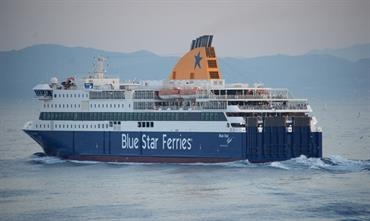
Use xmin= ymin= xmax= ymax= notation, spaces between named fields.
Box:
xmin=30 ymin=156 xmax=66 ymax=164
xmin=269 ymin=161 xmax=290 ymax=170
xmin=68 ymin=160 xmax=101 ymax=165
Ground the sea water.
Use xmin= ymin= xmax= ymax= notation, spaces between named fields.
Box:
xmin=0 ymin=101 xmax=369 ymax=221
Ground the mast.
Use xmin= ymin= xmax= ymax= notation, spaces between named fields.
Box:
xmin=94 ymin=56 xmax=107 ymax=79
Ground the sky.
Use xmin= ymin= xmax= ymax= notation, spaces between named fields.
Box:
xmin=0 ymin=0 xmax=369 ymax=57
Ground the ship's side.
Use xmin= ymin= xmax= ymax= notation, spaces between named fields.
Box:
xmin=23 ymin=36 xmax=322 ymax=163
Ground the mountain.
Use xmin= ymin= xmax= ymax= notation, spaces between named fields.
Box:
xmin=308 ymin=43 xmax=370 ymax=62
xmin=0 ymin=44 xmax=369 ymax=103
xmin=220 ymin=54 xmax=370 ymax=100
xmin=0 ymin=44 xmax=177 ymax=101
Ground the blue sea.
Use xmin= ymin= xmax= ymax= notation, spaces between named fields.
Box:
xmin=0 ymin=102 xmax=369 ymax=221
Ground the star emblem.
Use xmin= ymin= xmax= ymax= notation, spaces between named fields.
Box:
xmin=194 ymin=52 xmax=202 ymax=69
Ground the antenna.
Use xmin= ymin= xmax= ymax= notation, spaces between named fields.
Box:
xmin=94 ymin=56 xmax=107 ymax=79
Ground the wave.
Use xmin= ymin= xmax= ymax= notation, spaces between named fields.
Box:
xmin=28 ymin=153 xmax=370 ymax=173
xmin=29 ymin=156 xmax=66 ymax=164
xmin=267 ymin=155 xmax=370 ymax=172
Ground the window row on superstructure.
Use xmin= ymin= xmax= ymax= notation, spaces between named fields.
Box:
xmin=39 ymin=111 xmax=227 ymax=121
xmin=89 ymin=91 xmax=125 ymax=99
xmin=34 ymin=122 xmax=109 ymax=129
xmin=44 ymin=103 xmax=81 ymax=108
xmin=53 ymin=93 xmax=88 ymax=99
xmin=43 ymin=103 xmax=127 ymax=109
xmin=54 ymin=123 xmax=109 ymax=129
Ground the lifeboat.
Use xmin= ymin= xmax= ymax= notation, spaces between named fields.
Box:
xmin=158 ymin=88 xmax=181 ymax=99
xmin=158 ymin=87 xmax=199 ymax=99
xmin=179 ymin=87 xmax=198 ymax=99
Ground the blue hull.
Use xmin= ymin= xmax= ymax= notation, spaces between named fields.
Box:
xmin=24 ymin=128 xmax=322 ymax=163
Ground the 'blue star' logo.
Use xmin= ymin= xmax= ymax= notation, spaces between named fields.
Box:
xmin=194 ymin=52 xmax=202 ymax=69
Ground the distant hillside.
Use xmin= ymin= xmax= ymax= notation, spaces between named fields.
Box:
xmin=220 ymin=55 xmax=370 ymax=100
xmin=308 ymin=43 xmax=370 ymax=62
xmin=0 ymin=44 xmax=369 ymax=102
xmin=0 ymin=44 xmax=177 ymax=100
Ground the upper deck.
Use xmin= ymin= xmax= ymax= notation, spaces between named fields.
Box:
xmin=32 ymin=35 xmax=312 ymax=115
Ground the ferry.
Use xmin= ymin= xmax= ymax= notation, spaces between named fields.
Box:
xmin=23 ymin=35 xmax=322 ymax=163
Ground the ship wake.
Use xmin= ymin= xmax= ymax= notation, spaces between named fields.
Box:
xmin=267 ymin=155 xmax=370 ymax=172
xmin=28 ymin=153 xmax=370 ymax=173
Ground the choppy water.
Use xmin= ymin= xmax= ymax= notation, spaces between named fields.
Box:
xmin=0 ymin=102 xmax=369 ymax=221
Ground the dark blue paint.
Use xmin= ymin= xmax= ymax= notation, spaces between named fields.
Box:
xmin=24 ymin=128 xmax=322 ymax=163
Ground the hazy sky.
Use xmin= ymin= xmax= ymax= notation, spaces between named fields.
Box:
xmin=0 ymin=0 xmax=369 ymax=57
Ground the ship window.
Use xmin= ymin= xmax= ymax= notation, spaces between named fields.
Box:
xmin=54 ymin=94 xmax=57 ymax=98
xmin=150 ymin=122 xmax=154 ymax=127
xmin=78 ymin=94 xmax=80 ymax=98
xmin=146 ymin=122 xmax=150 ymax=127
xmin=138 ymin=122 xmax=141 ymax=127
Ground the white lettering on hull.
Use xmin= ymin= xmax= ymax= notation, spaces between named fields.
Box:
xmin=121 ymin=133 xmax=192 ymax=151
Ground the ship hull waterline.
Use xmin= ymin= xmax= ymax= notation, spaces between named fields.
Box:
xmin=24 ymin=129 xmax=322 ymax=163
